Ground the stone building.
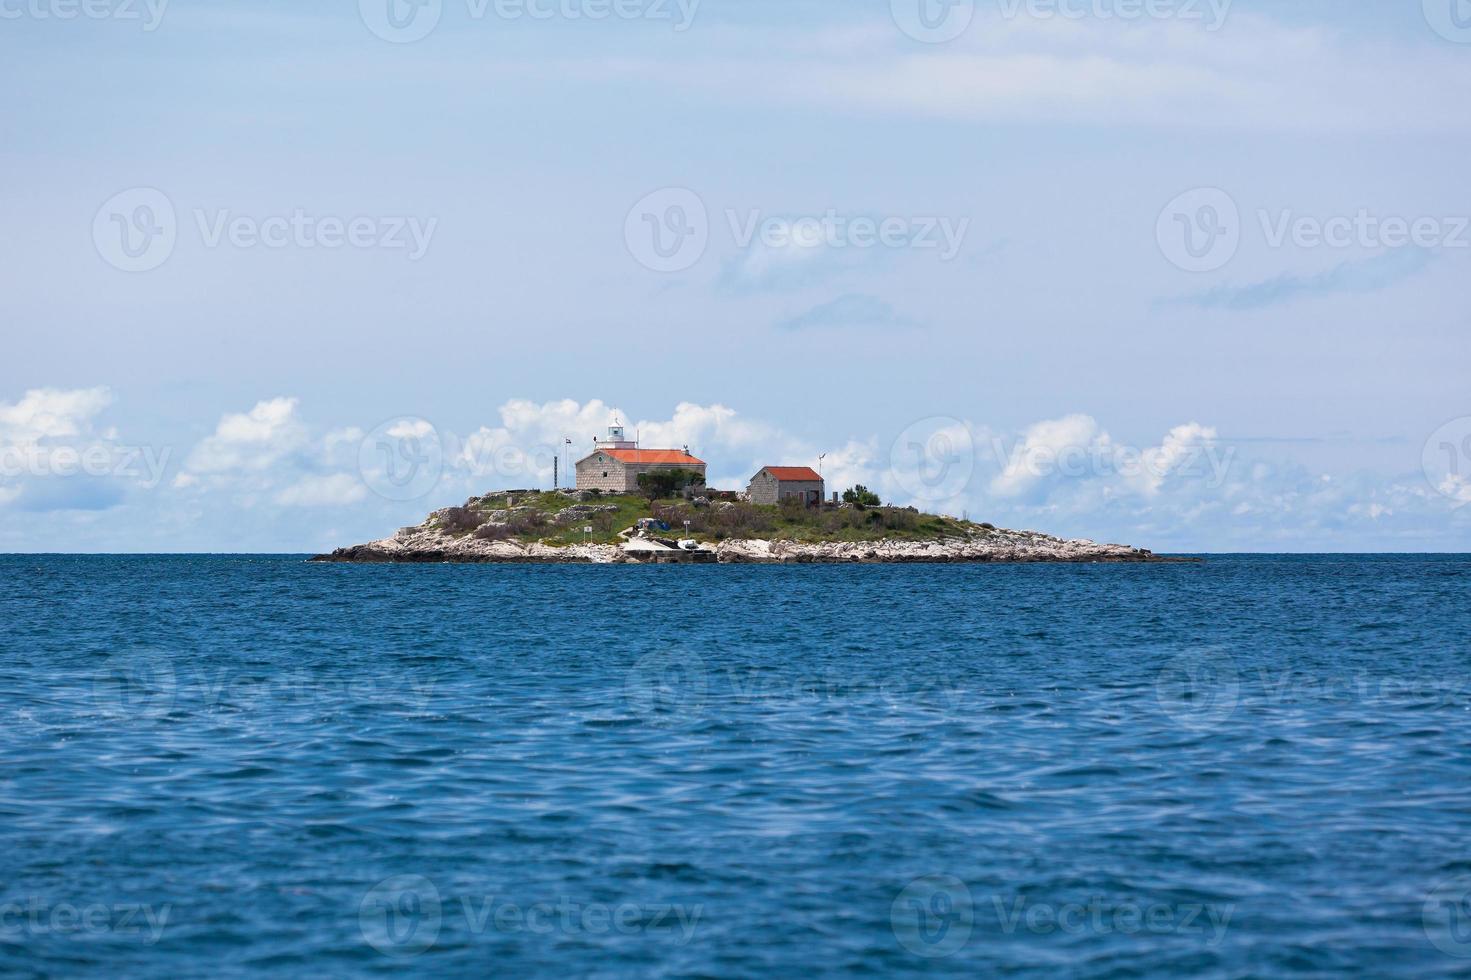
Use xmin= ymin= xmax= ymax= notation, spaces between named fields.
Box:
xmin=747 ymin=466 xmax=824 ymax=507
xmin=575 ymin=424 xmax=706 ymax=493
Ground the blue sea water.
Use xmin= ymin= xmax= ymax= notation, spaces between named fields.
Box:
xmin=3 ymin=554 xmax=1471 ymax=977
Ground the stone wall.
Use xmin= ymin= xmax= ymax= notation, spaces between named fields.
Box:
xmin=575 ymin=454 xmax=632 ymax=492
xmin=748 ymin=471 xmax=824 ymax=506
xmin=575 ymin=455 xmax=707 ymax=493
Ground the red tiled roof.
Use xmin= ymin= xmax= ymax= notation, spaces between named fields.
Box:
xmin=762 ymin=466 xmax=823 ymax=482
xmin=603 ymin=449 xmax=705 ymax=466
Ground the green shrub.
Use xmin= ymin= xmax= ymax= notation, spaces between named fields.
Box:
xmin=636 ymin=468 xmax=705 ymax=502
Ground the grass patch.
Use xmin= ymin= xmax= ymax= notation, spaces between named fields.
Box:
xmin=429 ymin=490 xmax=981 ymax=546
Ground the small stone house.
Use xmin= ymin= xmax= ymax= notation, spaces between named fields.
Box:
xmin=747 ymin=466 xmax=824 ymax=507
xmin=576 ymin=447 xmax=706 ymax=493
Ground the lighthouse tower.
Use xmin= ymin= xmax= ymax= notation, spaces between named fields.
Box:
xmin=595 ymin=419 xmax=637 ymax=450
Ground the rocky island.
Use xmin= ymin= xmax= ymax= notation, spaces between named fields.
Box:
xmin=312 ymin=489 xmax=1178 ymax=564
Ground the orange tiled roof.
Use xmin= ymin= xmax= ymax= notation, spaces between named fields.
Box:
xmin=603 ymin=449 xmax=705 ymax=466
xmin=762 ymin=466 xmax=823 ymax=482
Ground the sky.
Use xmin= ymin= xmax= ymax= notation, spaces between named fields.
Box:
xmin=2 ymin=0 xmax=1469 ymax=553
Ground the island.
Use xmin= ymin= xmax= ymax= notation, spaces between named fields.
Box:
xmin=312 ymin=488 xmax=1178 ymax=564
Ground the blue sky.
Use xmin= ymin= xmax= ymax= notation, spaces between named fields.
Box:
xmin=2 ymin=0 xmax=1470 ymax=552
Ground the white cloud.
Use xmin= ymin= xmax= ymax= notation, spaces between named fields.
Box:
xmin=543 ymin=13 xmax=1471 ymax=133
xmin=183 ymin=397 xmax=306 ymax=475
xmin=991 ymin=414 xmax=1107 ymax=498
xmin=1138 ymin=422 xmax=1220 ymax=495
xmin=0 ymin=387 xmax=165 ymax=511
xmin=275 ymin=474 xmax=368 ymax=508
xmin=1436 ymin=476 xmax=1471 ymax=507
xmin=0 ymin=387 xmax=112 ymax=444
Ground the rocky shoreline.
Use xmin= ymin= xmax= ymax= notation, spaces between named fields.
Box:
xmin=313 ymin=520 xmax=1181 ymax=565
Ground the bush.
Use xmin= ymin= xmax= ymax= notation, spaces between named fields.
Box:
xmin=440 ymin=505 xmax=485 ymax=535
xmin=636 ymin=468 xmax=705 ymax=502
xmin=842 ymin=485 xmax=882 ymax=508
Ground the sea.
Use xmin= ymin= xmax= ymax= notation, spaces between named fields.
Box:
xmin=2 ymin=554 xmax=1470 ymax=977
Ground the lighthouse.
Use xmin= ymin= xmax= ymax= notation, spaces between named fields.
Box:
xmin=595 ymin=420 xmax=637 ymax=451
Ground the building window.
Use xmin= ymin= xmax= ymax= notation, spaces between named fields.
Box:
xmin=602 ymin=471 xmax=608 ymax=478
